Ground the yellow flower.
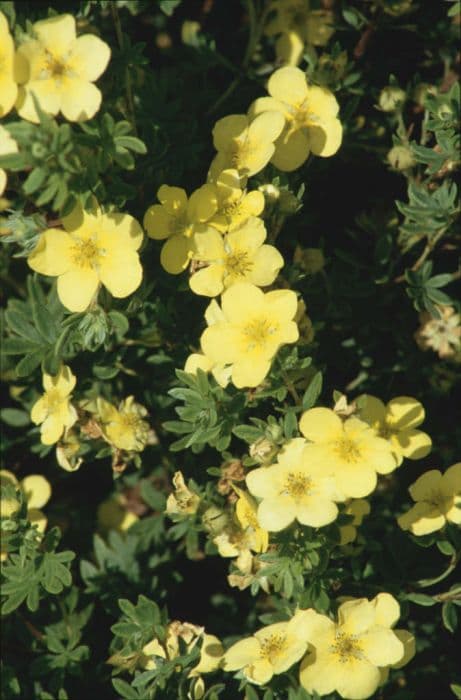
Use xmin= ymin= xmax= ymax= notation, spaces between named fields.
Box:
xmin=250 ymin=66 xmax=342 ymax=171
xmin=97 ymin=494 xmax=138 ymax=533
xmin=184 ymin=300 xmax=234 ymax=387
xmin=28 ymin=201 xmax=143 ymax=312
xmin=166 ymin=471 xmax=200 ymax=516
xmin=339 ymin=499 xmax=370 ymax=545
xmin=209 ymin=111 xmax=285 ymax=180
xmin=189 ymin=633 xmax=224 ymax=677
xmin=0 ymin=124 xmax=18 ymax=196
xmin=415 ymin=305 xmax=461 ymax=359
xmin=299 ymin=597 xmax=405 ymax=699
xmin=98 ymin=396 xmax=149 ymax=452
xmin=357 ymin=395 xmax=432 ymax=466
xmin=1 ymin=471 xmax=51 ymax=559
xmin=30 ymin=365 xmax=77 ymax=445
xmin=223 ymin=612 xmax=311 ymax=685
xmin=200 ymin=283 xmax=299 ymax=388
xmin=143 ymin=184 xmax=218 ymax=274
xmin=207 ymin=169 xmax=265 ymax=233
xmin=190 ymin=217 xmax=283 ymax=297
xmin=246 ymin=438 xmax=342 ymax=531
xmin=300 ymin=408 xmax=397 ymax=498
xmin=397 ymin=463 xmax=461 ymax=535
xmin=56 ymin=429 xmax=82 ymax=472
xmin=233 ymin=486 xmax=269 ymax=553
xmin=0 ymin=11 xmax=18 ymax=117
xmin=15 ymin=13 xmax=110 ymax=123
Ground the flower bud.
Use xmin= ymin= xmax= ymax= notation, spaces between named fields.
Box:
xmin=249 ymin=437 xmax=278 ymax=463
xmin=378 ymin=86 xmax=406 ymax=112
xmin=294 ymin=247 xmax=325 ymax=274
xmin=202 ymin=506 xmax=228 ymax=534
xmin=387 ymin=145 xmax=415 ymax=170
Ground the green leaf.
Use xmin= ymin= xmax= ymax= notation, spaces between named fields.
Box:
xmin=451 ymin=683 xmax=461 ymax=699
xmin=22 ymin=167 xmax=47 ymax=195
xmin=0 ymin=409 xmax=30 ymax=427
xmin=5 ymin=309 xmax=42 ymax=343
xmin=302 ymin=371 xmax=323 ymax=409
xmin=15 ymin=352 xmax=43 ymax=377
xmin=442 ymin=601 xmax=458 ymax=633
xmin=405 ymin=593 xmax=437 ymax=606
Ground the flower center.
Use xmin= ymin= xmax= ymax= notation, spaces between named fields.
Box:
xmin=259 ymin=633 xmax=286 ymax=664
xmin=70 ymin=238 xmax=103 ymax=269
xmin=331 ymin=632 xmax=363 ymax=663
xmin=225 ymin=249 xmax=253 ymax=276
xmin=242 ymin=317 xmax=277 ymax=352
xmin=425 ymin=489 xmax=451 ymax=511
xmin=44 ymin=389 xmax=64 ymax=413
xmin=283 ymin=471 xmax=312 ymax=499
xmin=231 ymin=137 xmax=252 ymax=170
xmin=334 ymin=437 xmax=362 ymax=463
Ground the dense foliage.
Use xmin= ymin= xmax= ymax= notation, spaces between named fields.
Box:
xmin=1 ymin=1 xmax=460 ymax=699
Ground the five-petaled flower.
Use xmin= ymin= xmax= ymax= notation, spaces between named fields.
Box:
xmin=300 ymin=407 xmax=397 ymax=498
xmin=223 ymin=611 xmax=311 ymax=685
xmin=143 ymin=184 xmax=218 ymax=274
xmin=209 ymin=111 xmax=285 ymax=180
xmin=246 ymin=438 xmax=342 ymax=531
xmin=250 ymin=66 xmax=342 ymax=171
xmin=190 ymin=216 xmax=283 ymax=297
xmin=0 ymin=11 xmax=18 ymax=117
xmin=299 ymin=596 xmax=406 ymax=699
xmin=15 ymin=13 xmax=110 ymax=122
xmin=31 ymin=365 xmax=77 ymax=445
xmin=28 ymin=201 xmax=143 ymax=312
xmin=397 ymin=463 xmax=461 ymax=535
xmin=200 ymin=283 xmax=299 ymax=388
xmin=357 ymin=394 xmax=432 ymax=466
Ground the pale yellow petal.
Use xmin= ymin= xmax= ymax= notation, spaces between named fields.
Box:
xmin=101 ymin=212 xmax=143 ymax=250
xmin=57 ymin=267 xmax=99 ymax=312
xmin=40 ymin=414 xmax=65 ymax=445
xmin=372 ymin=593 xmax=400 ymax=628
xmin=275 ymin=30 xmax=304 ymax=66
xmin=60 ymin=79 xmax=102 ymax=121
xmin=339 ymin=599 xmax=375 ymax=635
xmin=357 ymin=394 xmax=386 ymax=429
xmin=226 ymin=216 xmax=266 ymax=252
xmin=398 ymin=501 xmax=446 ymax=535
xmin=184 ymin=353 xmax=213 ymax=375
xmin=201 ymin=324 xmax=242 ymax=364
xmin=99 ymin=249 xmax=142 ymax=298
xmin=392 ymin=629 xmax=416 ymax=669
xmin=21 ymin=475 xmax=51 ymax=509
xmin=28 ymin=508 xmax=47 ymax=533
xmin=308 ymin=118 xmax=342 ymax=157
xmin=187 ymin=184 xmax=218 ymax=222
xmin=386 ymin=396 xmax=425 ymax=429
xmin=68 ymin=34 xmax=111 ymax=81
xmin=272 ymin=129 xmax=310 ymax=171
xmin=335 ymin=464 xmax=377 ymax=499
xmin=249 ymin=96 xmax=288 ymax=120
xmin=296 ymin=496 xmax=338 ymax=528
xmin=392 ymin=428 xmax=432 ymax=460
xmin=246 ymin=658 xmax=273 ymax=684
xmin=246 ymin=465 xmax=282 ymax=499
xmin=248 ymin=110 xmax=285 ymax=145
xmin=249 ymin=246 xmax=284 ymax=286
xmin=264 ymin=289 xmax=298 ymax=324
xmin=221 ymin=283 xmax=265 ymax=322
xmin=143 ymin=204 xmax=174 ymax=240
xmin=160 ymin=235 xmax=193 ymax=274
xmin=157 ymin=185 xmax=188 ymax=214
xmin=306 ymin=85 xmax=340 ymax=119
xmin=441 ymin=462 xmax=461 ymax=494
xmin=408 ymin=470 xmax=442 ymax=502
xmin=335 ymin=658 xmax=381 ymax=700
xmin=213 ymin=114 xmax=248 ymax=151
xmin=299 ymin=407 xmax=342 ymax=442
xmin=360 ymin=627 xmax=404 ymax=666
xmin=268 ymin=66 xmax=309 ymax=105
xmin=16 ymin=81 xmax=60 ymax=122
xmin=28 ymin=229 xmax=73 ymax=276
xmin=243 ymin=190 xmax=265 ymax=217
xmin=33 ymin=14 xmax=76 ymax=53
xmin=31 ymin=397 xmax=48 ymax=425
xmin=257 ymin=495 xmax=295 ymax=531
xmin=232 ymin=356 xmax=271 ymax=388
xmin=223 ymin=637 xmax=260 ymax=670
xmin=299 ymin=651 xmax=338 ymax=696
xmin=193 ymin=228 xmax=225 ymax=261
xmin=44 ymin=364 xmax=76 ymax=395
xmin=190 ymin=264 xmax=224 ymax=297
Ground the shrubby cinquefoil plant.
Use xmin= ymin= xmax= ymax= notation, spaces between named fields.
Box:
xmin=1 ymin=2 xmax=459 ymax=699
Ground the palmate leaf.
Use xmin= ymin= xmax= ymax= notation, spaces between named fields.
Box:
xmin=1 ymin=528 xmax=75 ymax=615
